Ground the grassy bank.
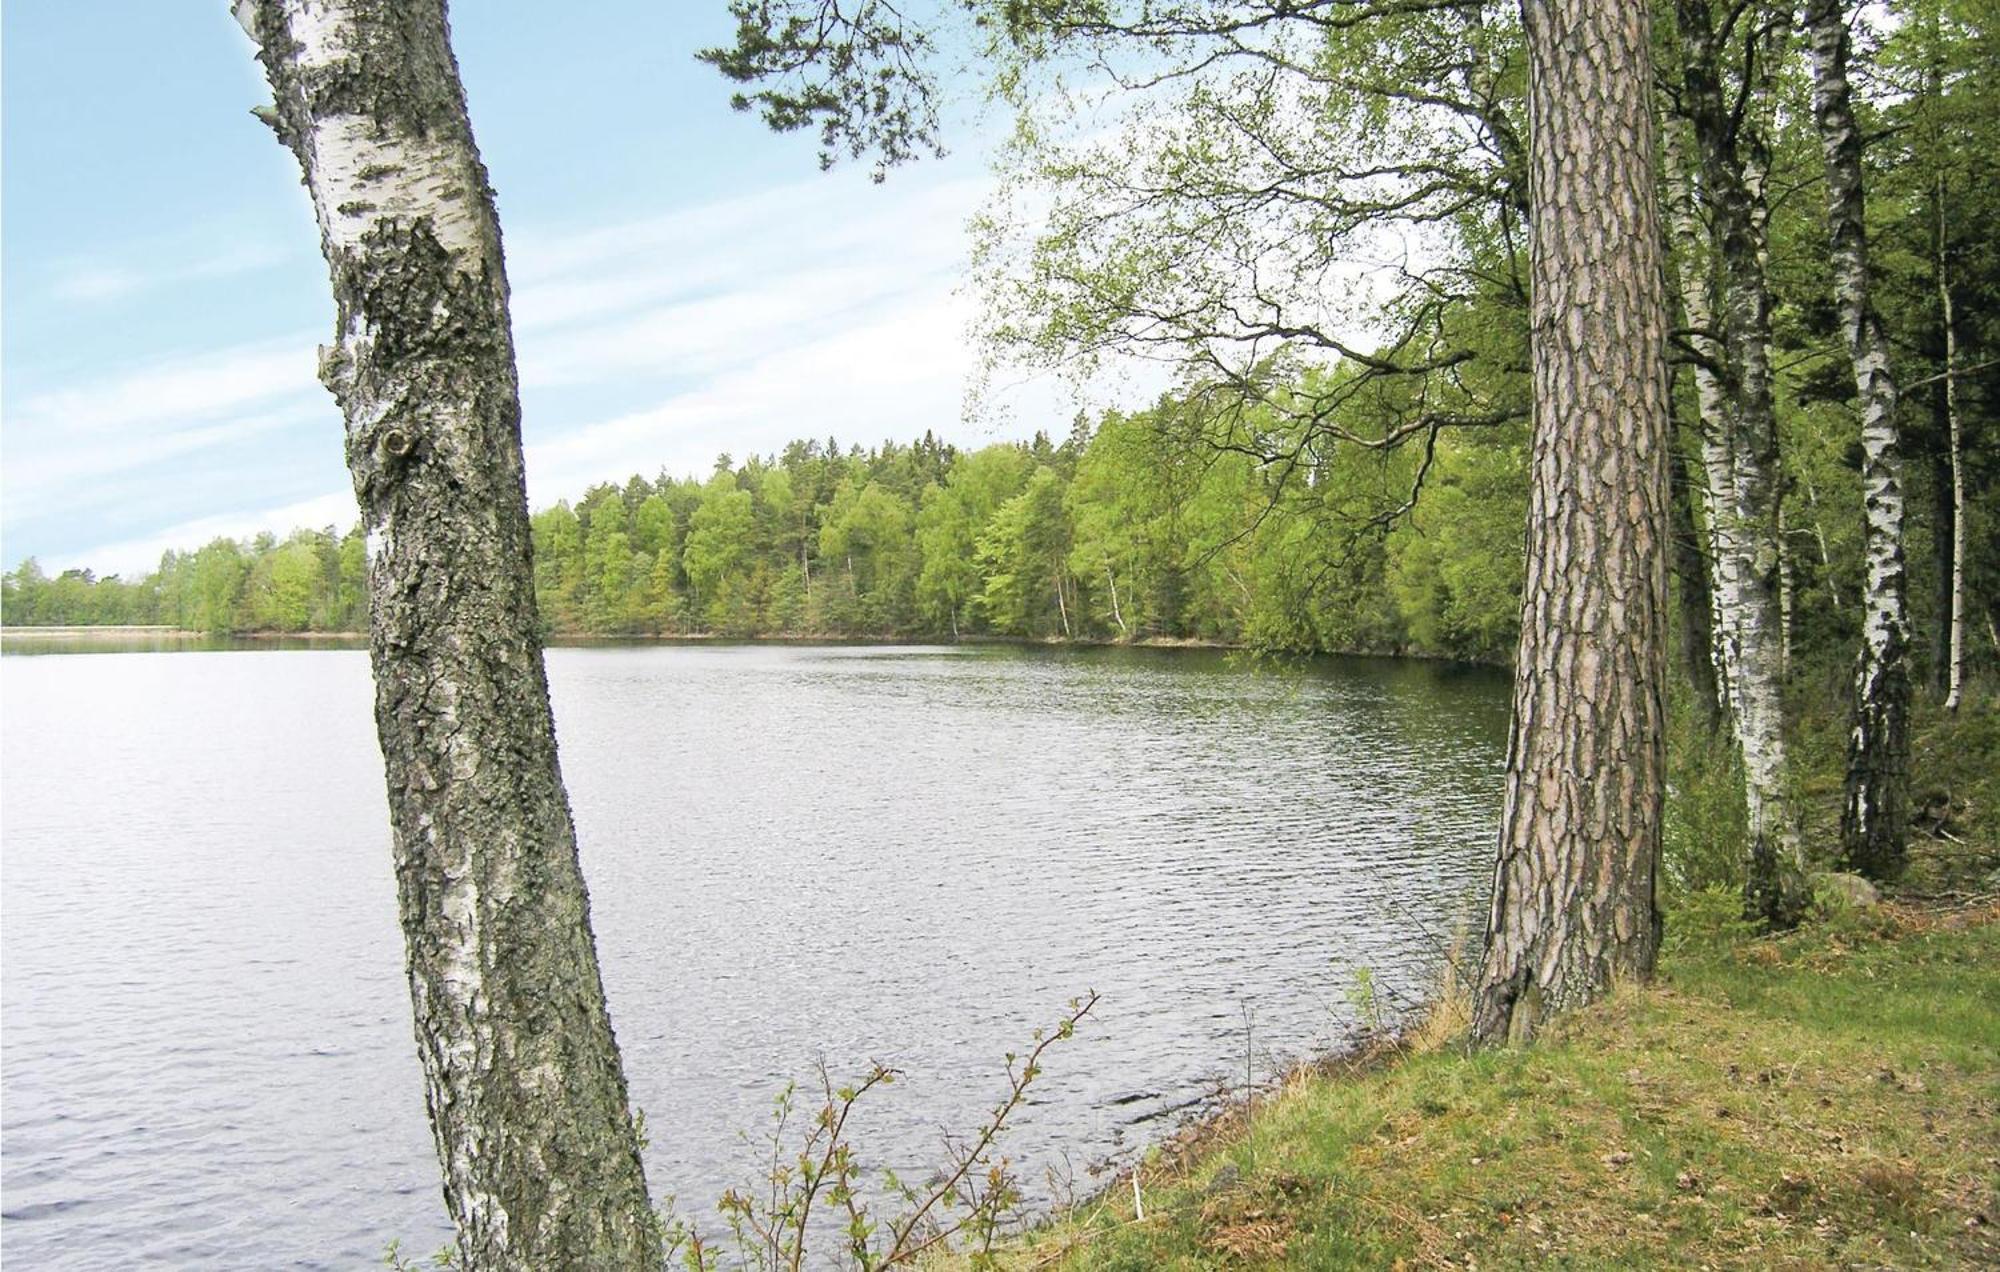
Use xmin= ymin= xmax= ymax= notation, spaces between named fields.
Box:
xmin=984 ymin=895 xmax=1997 ymax=1270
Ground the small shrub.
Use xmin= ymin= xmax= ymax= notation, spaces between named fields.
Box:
xmin=665 ymin=993 xmax=1098 ymax=1271
xmin=1663 ymin=703 xmax=1749 ymax=896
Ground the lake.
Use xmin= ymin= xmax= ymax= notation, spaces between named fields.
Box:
xmin=0 ymin=642 xmax=1508 ymax=1269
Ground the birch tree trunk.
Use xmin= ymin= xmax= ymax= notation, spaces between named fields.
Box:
xmin=1779 ymin=499 xmax=1795 ymax=676
xmin=1472 ymin=0 xmax=1669 ymax=1047
xmin=1669 ymin=417 xmax=1722 ymax=729
xmin=233 ymin=3 xmax=658 ymax=1266
xmin=1807 ymin=0 xmax=1912 ymax=878
xmin=1938 ymin=178 xmax=1966 ymax=711
xmin=1674 ymin=0 xmax=1807 ymax=926
xmin=1666 ymin=125 xmax=1740 ymax=729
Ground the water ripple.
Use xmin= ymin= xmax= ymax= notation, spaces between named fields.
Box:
xmin=2 ymin=644 xmax=1505 ymax=1267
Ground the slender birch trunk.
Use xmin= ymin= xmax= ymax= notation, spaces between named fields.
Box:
xmin=1669 ymin=417 xmax=1722 ymax=728
xmin=1803 ymin=474 xmax=1842 ymax=610
xmin=1666 ymin=125 xmax=1740 ymax=728
xmin=234 ymin=3 xmax=658 ymax=1266
xmin=1779 ymin=498 xmax=1795 ymax=676
xmin=1473 ymin=0 xmax=1669 ymax=1046
xmin=1928 ymin=432 xmax=1944 ymax=692
xmin=1105 ymin=564 xmax=1128 ymax=637
xmin=1674 ymin=0 xmax=1806 ymax=926
xmin=1807 ymin=0 xmax=1912 ymax=878
xmin=1938 ymin=178 xmax=1966 ymax=711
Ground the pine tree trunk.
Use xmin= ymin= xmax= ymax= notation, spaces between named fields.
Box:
xmin=1674 ymin=0 xmax=1806 ymax=926
xmin=234 ymin=3 xmax=658 ymax=1267
xmin=1472 ymin=0 xmax=1669 ymax=1047
xmin=1807 ymin=0 xmax=1912 ymax=878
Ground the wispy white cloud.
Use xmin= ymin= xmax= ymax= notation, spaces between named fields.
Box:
xmin=7 ymin=338 xmax=319 ymax=438
xmin=504 ymin=169 xmax=1063 ymax=497
xmin=2 ymin=336 xmax=329 ymax=539
xmin=522 ymin=290 xmax=979 ymax=501
xmin=13 ymin=163 xmax=1110 ymax=574
xmin=54 ymin=490 xmax=358 ymax=578
xmin=48 ymin=264 xmax=148 ymax=305
xmin=506 ymin=173 xmax=985 ymax=362
xmin=47 ymin=242 xmax=291 ymax=306
xmin=3 ymin=406 xmax=318 ymax=523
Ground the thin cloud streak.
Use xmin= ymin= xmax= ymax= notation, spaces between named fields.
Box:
xmin=523 ymin=292 xmax=979 ymax=502
xmin=56 ymin=490 xmax=359 ymax=579
xmin=8 ymin=338 xmax=319 ymax=438
xmin=4 ymin=407 xmax=318 ymax=523
xmin=24 ymin=166 xmax=1061 ymax=575
xmin=46 ymin=241 xmax=293 ymax=306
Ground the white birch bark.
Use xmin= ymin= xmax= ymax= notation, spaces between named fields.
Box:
xmin=1939 ymin=179 xmax=1966 ymax=711
xmin=1779 ymin=499 xmax=1795 ymax=676
xmin=1803 ymin=474 xmax=1842 ymax=610
xmin=1673 ymin=0 xmax=1806 ymax=924
xmin=1666 ymin=124 xmax=1740 ymax=727
xmin=234 ymin=3 xmax=658 ymax=1266
xmin=1807 ymin=0 xmax=1912 ymax=878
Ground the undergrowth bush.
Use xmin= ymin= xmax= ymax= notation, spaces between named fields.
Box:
xmin=1662 ymin=700 xmax=1749 ymax=897
xmin=663 ymin=993 xmax=1097 ymax=1271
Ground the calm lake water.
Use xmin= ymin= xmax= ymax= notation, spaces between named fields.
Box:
xmin=1 ymin=643 xmax=1508 ymax=1269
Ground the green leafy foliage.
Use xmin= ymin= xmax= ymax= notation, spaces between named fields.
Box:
xmin=3 ymin=525 xmax=369 ymax=635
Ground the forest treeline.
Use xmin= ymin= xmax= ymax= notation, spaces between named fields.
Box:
xmin=0 ymin=396 xmax=1533 ymax=661
xmin=3 ymin=338 xmax=1984 ymax=687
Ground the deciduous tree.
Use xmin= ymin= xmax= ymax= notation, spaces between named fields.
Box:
xmin=233 ymin=2 xmax=657 ymax=1265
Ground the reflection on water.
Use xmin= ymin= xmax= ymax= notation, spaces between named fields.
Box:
xmin=0 ymin=644 xmax=1507 ymax=1268
xmin=0 ymin=630 xmax=368 ymax=656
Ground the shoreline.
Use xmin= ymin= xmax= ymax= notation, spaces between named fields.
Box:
xmin=0 ymin=624 xmax=1507 ymax=669
xmin=992 ymin=894 xmax=2000 ymax=1269
xmin=0 ymin=625 xmax=368 ymax=643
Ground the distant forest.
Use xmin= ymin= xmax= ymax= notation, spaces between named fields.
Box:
xmin=4 ymin=382 xmax=1538 ymax=662
xmin=2 ymin=357 xmax=1982 ymax=681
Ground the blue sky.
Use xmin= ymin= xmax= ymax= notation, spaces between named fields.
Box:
xmin=2 ymin=3 xmax=1072 ymax=577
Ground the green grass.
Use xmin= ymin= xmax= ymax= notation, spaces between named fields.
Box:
xmin=975 ymin=898 xmax=1999 ymax=1270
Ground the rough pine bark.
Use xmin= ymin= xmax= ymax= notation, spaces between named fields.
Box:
xmin=233 ymin=3 xmax=659 ymax=1266
xmin=1806 ymin=0 xmax=1911 ymax=878
xmin=1674 ymin=0 xmax=1807 ymax=926
xmin=1472 ymin=0 xmax=1669 ymax=1047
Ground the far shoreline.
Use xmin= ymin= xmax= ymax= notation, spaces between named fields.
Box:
xmin=0 ymin=624 xmax=1508 ymax=670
